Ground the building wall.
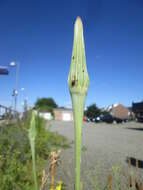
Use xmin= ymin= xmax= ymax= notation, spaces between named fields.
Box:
xmin=111 ymin=104 xmax=131 ymax=119
xmin=54 ymin=110 xmax=62 ymax=120
xmin=54 ymin=109 xmax=73 ymax=121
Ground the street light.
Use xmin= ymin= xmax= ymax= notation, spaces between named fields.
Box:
xmin=9 ymin=61 xmax=19 ymax=113
xmin=21 ymin=87 xmax=28 ymax=112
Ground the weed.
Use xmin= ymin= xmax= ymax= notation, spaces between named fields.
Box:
xmin=0 ymin=113 xmax=70 ymax=190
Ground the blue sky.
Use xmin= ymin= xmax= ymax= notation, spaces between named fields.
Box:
xmin=0 ymin=0 xmax=143 ymax=110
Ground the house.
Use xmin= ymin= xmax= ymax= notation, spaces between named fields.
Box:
xmin=39 ymin=112 xmax=53 ymax=120
xmin=54 ymin=108 xmax=73 ymax=121
xmin=37 ymin=107 xmax=73 ymax=121
xmin=107 ymin=103 xmax=132 ymax=120
xmin=132 ymin=101 xmax=143 ymax=122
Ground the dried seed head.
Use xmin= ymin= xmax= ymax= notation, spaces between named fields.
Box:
xmin=68 ymin=17 xmax=89 ymax=95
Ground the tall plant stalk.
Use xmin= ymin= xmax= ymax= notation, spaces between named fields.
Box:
xmin=68 ymin=17 xmax=89 ymax=190
xmin=28 ymin=111 xmax=38 ymax=190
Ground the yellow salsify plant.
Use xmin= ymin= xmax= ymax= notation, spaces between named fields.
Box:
xmin=28 ymin=111 xmax=38 ymax=190
xmin=68 ymin=16 xmax=89 ymax=190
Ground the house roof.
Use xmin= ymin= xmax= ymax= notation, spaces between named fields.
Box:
xmin=106 ymin=103 xmax=121 ymax=111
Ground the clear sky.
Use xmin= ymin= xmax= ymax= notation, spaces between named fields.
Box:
xmin=0 ymin=0 xmax=143 ymax=110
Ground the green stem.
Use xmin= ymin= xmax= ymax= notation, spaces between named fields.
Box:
xmin=68 ymin=17 xmax=89 ymax=190
xmin=30 ymin=140 xmax=38 ymax=190
xmin=72 ymin=93 xmax=85 ymax=190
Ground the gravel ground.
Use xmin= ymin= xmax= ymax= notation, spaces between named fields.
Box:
xmin=47 ymin=121 xmax=143 ymax=189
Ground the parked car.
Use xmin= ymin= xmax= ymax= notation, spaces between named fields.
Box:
xmin=84 ymin=117 xmax=91 ymax=122
xmin=85 ymin=117 xmax=99 ymax=122
xmin=0 ymin=114 xmax=5 ymax=120
xmin=100 ymin=114 xmax=113 ymax=123
xmin=95 ymin=116 xmax=101 ymax=122
xmin=100 ymin=114 xmax=124 ymax=124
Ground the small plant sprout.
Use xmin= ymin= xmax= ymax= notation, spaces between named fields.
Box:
xmin=28 ymin=111 xmax=38 ymax=190
xmin=68 ymin=17 xmax=89 ymax=190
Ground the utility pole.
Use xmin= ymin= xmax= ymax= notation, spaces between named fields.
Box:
xmin=10 ymin=62 xmax=19 ymax=114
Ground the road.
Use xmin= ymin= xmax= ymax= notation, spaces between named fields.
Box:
xmin=47 ymin=121 xmax=143 ymax=189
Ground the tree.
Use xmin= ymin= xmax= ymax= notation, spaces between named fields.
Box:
xmin=85 ymin=104 xmax=101 ymax=119
xmin=35 ymin=98 xmax=58 ymax=111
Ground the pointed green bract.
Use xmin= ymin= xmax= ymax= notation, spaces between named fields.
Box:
xmin=28 ymin=111 xmax=38 ymax=190
xmin=68 ymin=16 xmax=89 ymax=95
xmin=28 ymin=111 xmax=37 ymax=142
xmin=68 ymin=17 xmax=89 ymax=190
